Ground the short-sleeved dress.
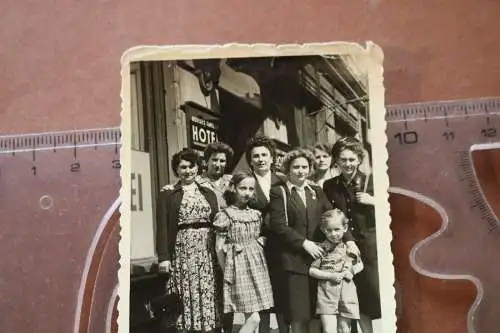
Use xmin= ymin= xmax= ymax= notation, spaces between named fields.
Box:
xmin=213 ymin=206 xmax=274 ymax=314
xmin=311 ymin=240 xmax=363 ymax=319
xmin=166 ymin=183 xmax=220 ymax=332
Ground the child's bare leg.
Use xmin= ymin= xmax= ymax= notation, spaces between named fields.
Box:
xmin=319 ymin=315 xmax=337 ymax=333
xmin=337 ymin=316 xmax=352 ymax=333
xmin=239 ymin=313 xmax=260 ymax=333
xmin=358 ymin=314 xmax=372 ymax=333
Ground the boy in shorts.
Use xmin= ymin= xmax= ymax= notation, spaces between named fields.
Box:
xmin=309 ymin=209 xmax=364 ymax=333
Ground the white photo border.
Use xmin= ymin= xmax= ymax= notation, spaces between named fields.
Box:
xmin=118 ymin=42 xmax=396 ymax=332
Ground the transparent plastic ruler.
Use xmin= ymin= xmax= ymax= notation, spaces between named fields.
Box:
xmin=386 ymin=97 xmax=500 ymax=333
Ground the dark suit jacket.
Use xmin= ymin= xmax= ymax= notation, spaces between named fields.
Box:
xmin=155 ymin=181 xmax=219 ymax=262
xmin=323 ymin=173 xmax=375 ymax=238
xmin=268 ymin=182 xmax=333 ymax=275
xmin=248 ymin=171 xmax=286 ymax=234
xmin=249 ymin=171 xmax=287 ymax=214
xmin=323 ymin=172 xmax=377 ymax=262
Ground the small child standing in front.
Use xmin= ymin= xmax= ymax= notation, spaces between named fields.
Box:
xmin=309 ymin=209 xmax=364 ymax=333
xmin=213 ymin=172 xmax=274 ymax=333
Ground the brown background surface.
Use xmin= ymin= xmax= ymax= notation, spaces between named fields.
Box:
xmin=1 ymin=1 xmax=499 ymax=332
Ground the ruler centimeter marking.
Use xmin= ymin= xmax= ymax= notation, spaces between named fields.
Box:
xmin=0 ymin=127 xmax=121 ymax=155
xmin=386 ymin=97 xmax=500 ymax=123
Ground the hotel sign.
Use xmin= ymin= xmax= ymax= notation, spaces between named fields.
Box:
xmin=189 ymin=113 xmax=219 ymax=154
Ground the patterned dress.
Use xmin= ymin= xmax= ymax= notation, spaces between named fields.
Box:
xmin=213 ymin=206 xmax=274 ymax=314
xmin=166 ymin=183 xmax=220 ymax=332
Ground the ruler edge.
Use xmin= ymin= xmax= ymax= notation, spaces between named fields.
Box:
xmin=386 ymin=96 xmax=500 ymax=122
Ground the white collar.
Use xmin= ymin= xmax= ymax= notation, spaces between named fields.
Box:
xmin=286 ymin=180 xmax=314 ymax=193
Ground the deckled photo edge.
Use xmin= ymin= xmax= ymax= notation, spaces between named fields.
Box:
xmin=120 ymin=42 xmax=369 ymax=64
xmin=118 ymin=42 xmax=396 ymax=333
xmin=118 ymin=55 xmax=132 ymax=333
xmin=365 ymin=43 xmax=398 ymax=333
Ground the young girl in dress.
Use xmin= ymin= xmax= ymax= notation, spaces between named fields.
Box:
xmin=214 ymin=172 xmax=275 ymax=333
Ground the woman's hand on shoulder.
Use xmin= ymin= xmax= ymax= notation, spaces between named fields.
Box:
xmin=355 ymin=192 xmax=374 ymax=206
xmin=302 ymin=240 xmax=325 ymax=260
xmin=160 ymin=184 xmax=175 ymax=192
xmin=158 ymin=260 xmax=172 ymax=274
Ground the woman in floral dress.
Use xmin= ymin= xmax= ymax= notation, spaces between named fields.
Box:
xmin=156 ymin=149 xmax=221 ymax=332
xmin=196 ymin=141 xmax=235 ymax=333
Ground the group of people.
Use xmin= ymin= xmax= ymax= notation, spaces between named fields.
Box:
xmin=155 ymin=135 xmax=380 ymax=333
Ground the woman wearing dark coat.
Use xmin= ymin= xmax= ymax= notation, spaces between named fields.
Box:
xmin=323 ymin=137 xmax=381 ymax=333
xmin=244 ymin=135 xmax=288 ymax=333
xmin=156 ymin=149 xmax=221 ymax=333
xmin=268 ymin=148 xmax=339 ymax=333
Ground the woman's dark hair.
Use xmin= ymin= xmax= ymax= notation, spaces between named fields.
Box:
xmin=244 ymin=135 xmax=276 ymax=170
xmin=171 ymin=148 xmax=201 ymax=177
xmin=223 ymin=171 xmax=255 ymax=206
xmin=203 ymin=142 xmax=234 ymax=164
xmin=331 ymin=136 xmax=365 ymax=162
xmin=281 ymin=148 xmax=316 ymax=175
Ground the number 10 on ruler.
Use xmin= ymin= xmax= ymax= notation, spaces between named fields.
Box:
xmin=395 ymin=131 xmax=418 ymax=145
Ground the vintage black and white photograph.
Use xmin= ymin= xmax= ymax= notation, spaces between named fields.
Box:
xmin=119 ymin=43 xmax=395 ymax=333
